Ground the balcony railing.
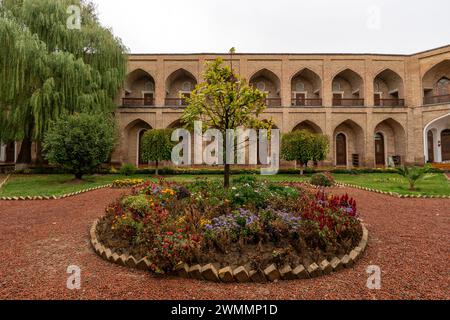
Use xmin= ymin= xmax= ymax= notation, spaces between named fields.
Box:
xmin=424 ymin=94 xmax=450 ymax=105
xmin=165 ymin=98 xmax=189 ymax=107
xmin=122 ymin=98 xmax=154 ymax=107
xmin=375 ymin=99 xmax=405 ymax=107
xmin=291 ymin=98 xmax=323 ymax=107
xmin=333 ymin=98 xmax=365 ymax=107
xmin=265 ymin=98 xmax=282 ymax=107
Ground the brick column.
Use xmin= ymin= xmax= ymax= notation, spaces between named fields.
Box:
xmin=155 ymin=58 xmax=165 ymax=107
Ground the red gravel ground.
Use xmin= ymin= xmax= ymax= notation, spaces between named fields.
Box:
xmin=0 ymin=187 xmax=449 ymax=300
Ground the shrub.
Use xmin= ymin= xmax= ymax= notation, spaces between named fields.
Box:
xmin=120 ymin=163 xmax=137 ymax=176
xmin=310 ymin=173 xmax=335 ymax=187
xmin=43 ymin=113 xmax=117 ymax=179
xmin=140 ymin=129 xmax=174 ymax=175
xmin=398 ymin=165 xmax=432 ymax=190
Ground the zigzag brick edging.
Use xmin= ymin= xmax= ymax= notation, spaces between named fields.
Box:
xmin=0 ymin=184 xmax=113 ymax=201
xmin=90 ymin=219 xmax=370 ymax=283
xmin=335 ymin=182 xmax=450 ymax=199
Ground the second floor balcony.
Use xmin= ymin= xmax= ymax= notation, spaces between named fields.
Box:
xmin=424 ymin=94 xmax=450 ymax=105
xmin=333 ymin=98 xmax=365 ymax=107
xmin=375 ymin=98 xmax=405 ymax=107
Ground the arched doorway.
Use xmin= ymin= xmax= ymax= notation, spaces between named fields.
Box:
xmin=441 ymin=129 xmax=450 ymax=161
xmin=375 ymin=133 xmax=385 ymax=166
xmin=423 ymin=113 xmax=450 ymax=163
xmin=427 ymin=131 xmax=435 ymax=163
xmin=336 ymin=133 xmax=347 ymax=166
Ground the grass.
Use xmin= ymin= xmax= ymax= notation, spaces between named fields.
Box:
xmin=0 ymin=172 xmax=448 ymax=197
xmin=333 ymin=173 xmax=450 ymax=196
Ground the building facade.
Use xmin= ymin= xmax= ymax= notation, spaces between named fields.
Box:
xmin=2 ymin=46 xmax=450 ymax=169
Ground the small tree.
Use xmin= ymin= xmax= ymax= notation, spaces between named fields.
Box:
xmin=140 ymin=129 xmax=174 ymax=176
xmin=182 ymin=54 xmax=269 ymax=188
xmin=43 ymin=114 xmax=117 ymax=180
xmin=281 ymin=130 xmax=314 ymax=175
xmin=398 ymin=165 xmax=431 ymax=191
xmin=311 ymin=134 xmax=330 ymax=167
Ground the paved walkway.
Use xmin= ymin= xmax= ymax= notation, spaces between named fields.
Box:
xmin=0 ymin=187 xmax=448 ymax=300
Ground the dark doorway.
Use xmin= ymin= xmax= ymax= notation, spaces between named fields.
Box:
xmin=375 ymin=133 xmax=385 ymax=166
xmin=138 ymin=130 xmax=148 ymax=165
xmin=143 ymin=93 xmax=154 ymax=106
xmin=5 ymin=142 xmax=15 ymax=163
xmin=333 ymin=93 xmax=343 ymax=106
xmin=336 ymin=133 xmax=347 ymax=166
xmin=441 ymin=129 xmax=450 ymax=161
xmin=427 ymin=130 xmax=435 ymax=163
xmin=295 ymin=93 xmax=306 ymax=106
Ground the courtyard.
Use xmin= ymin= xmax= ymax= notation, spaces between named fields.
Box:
xmin=0 ymin=184 xmax=448 ymax=300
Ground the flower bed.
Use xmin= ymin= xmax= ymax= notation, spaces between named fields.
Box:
xmin=112 ymin=179 xmax=144 ymax=189
xmin=95 ymin=177 xmax=363 ymax=278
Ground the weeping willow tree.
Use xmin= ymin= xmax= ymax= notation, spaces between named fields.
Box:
xmin=0 ymin=0 xmax=127 ymax=165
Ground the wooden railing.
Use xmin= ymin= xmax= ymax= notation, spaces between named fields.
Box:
xmin=165 ymin=98 xmax=189 ymax=107
xmin=424 ymin=94 xmax=450 ymax=105
xmin=333 ymin=98 xmax=365 ymax=107
xmin=122 ymin=98 xmax=154 ymax=107
xmin=375 ymin=99 xmax=405 ymax=107
xmin=265 ymin=98 xmax=282 ymax=107
xmin=291 ymin=98 xmax=323 ymax=107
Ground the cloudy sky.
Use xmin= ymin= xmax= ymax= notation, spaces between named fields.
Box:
xmin=92 ymin=0 xmax=450 ymax=54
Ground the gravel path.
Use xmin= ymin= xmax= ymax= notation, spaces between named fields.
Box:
xmin=0 ymin=187 xmax=449 ymax=300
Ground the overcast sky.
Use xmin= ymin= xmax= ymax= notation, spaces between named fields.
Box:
xmin=92 ymin=0 xmax=450 ymax=54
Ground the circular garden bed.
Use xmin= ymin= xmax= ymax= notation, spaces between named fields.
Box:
xmin=92 ymin=177 xmax=368 ymax=282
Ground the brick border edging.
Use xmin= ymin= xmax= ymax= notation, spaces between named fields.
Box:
xmin=90 ymin=219 xmax=369 ymax=283
xmin=335 ymin=182 xmax=450 ymax=199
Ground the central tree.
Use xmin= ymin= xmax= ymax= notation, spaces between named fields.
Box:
xmin=182 ymin=52 xmax=270 ymax=188
xmin=0 ymin=0 xmax=127 ymax=166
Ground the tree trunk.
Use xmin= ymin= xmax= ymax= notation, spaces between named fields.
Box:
xmin=299 ymin=162 xmax=304 ymax=175
xmin=35 ymin=141 xmax=45 ymax=165
xmin=224 ymin=164 xmax=231 ymax=188
xmin=155 ymin=160 xmax=159 ymax=176
xmin=16 ymin=136 xmax=32 ymax=165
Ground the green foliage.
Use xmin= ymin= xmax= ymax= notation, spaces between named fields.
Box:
xmin=120 ymin=163 xmax=137 ymax=176
xmin=0 ymin=0 xmax=127 ymax=162
xmin=140 ymin=129 xmax=174 ymax=174
xmin=281 ymin=130 xmax=329 ymax=174
xmin=43 ymin=113 xmax=116 ymax=179
xmin=397 ymin=165 xmax=432 ymax=191
xmin=310 ymin=173 xmax=334 ymax=187
xmin=121 ymin=195 xmax=152 ymax=217
xmin=181 ymin=57 xmax=272 ymax=187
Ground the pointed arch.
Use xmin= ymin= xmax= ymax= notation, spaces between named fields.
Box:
xmin=290 ymin=68 xmax=322 ymax=106
xmin=249 ymin=69 xmax=281 ymax=106
xmin=374 ymin=118 xmax=406 ymax=166
xmin=292 ymin=120 xmax=323 ymax=134
xmin=333 ymin=119 xmax=365 ymax=167
xmin=123 ymin=69 xmax=156 ymax=106
xmin=423 ymin=113 xmax=450 ymax=162
xmin=373 ymin=69 xmax=405 ymax=106
xmin=423 ymin=60 xmax=450 ymax=104
xmin=332 ymin=68 xmax=365 ymax=106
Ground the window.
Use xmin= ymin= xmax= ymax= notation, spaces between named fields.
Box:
xmin=333 ymin=82 xmax=341 ymax=92
xmin=257 ymin=81 xmax=266 ymax=92
xmin=182 ymin=81 xmax=192 ymax=92
xmin=144 ymin=81 xmax=154 ymax=92
xmin=295 ymin=82 xmax=305 ymax=92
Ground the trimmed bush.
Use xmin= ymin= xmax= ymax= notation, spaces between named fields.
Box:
xmin=310 ymin=173 xmax=335 ymax=187
xmin=120 ymin=164 xmax=137 ymax=176
xmin=43 ymin=114 xmax=116 ymax=180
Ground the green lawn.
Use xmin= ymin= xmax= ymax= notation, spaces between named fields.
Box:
xmin=333 ymin=173 xmax=450 ymax=196
xmin=0 ymin=172 xmax=448 ymax=197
